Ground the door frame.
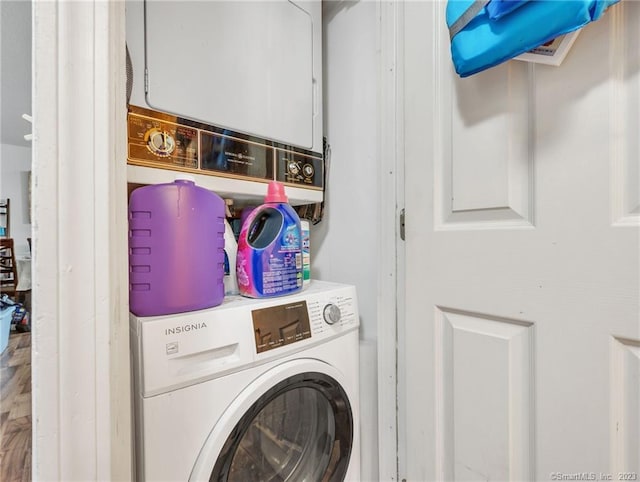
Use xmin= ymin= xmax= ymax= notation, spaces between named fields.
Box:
xmin=31 ymin=1 xmax=130 ymax=479
xmin=377 ymin=0 xmax=404 ymax=480
xmin=31 ymin=1 xmax=404 ymax=480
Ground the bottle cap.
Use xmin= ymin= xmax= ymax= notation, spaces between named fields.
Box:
xmin=264 ymin=181 xmax=288 ymax=203
xmin=174 ymin=174 xmax=196 ymax=184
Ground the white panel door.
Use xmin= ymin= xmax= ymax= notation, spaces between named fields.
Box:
xmin=401 ymin=2 xmax=639 ymax=481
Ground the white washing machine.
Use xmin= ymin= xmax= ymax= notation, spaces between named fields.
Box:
xmin=130 ymin=280 xmax=360 ymax=481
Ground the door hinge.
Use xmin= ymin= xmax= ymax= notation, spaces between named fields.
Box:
xmin=399 ymin=209 xmax=405 ymax=241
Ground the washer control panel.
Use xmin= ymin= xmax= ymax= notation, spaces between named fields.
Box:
xmin=127 ymin=105 xmax=324 ymax=190
xmin=132 ymin=281 xmax=359 ymax=396
xmin=306 ymin=290 xmax=358 ymax=336
xmin=128 ymin=110 xmax=198 ymax=169
xmin=250 ymin=287 xmax=357 ymax=355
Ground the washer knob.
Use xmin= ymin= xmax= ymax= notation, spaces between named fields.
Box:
xmin=323 ymin=304 xmax=341 ymax=325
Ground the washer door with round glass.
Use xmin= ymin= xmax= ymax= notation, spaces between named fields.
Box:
xmin=203 ymin=371 xmax=353 ymax=482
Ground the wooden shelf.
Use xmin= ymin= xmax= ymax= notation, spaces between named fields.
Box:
xmin=127 ymin=165 xmax=323 ymax=207
xmin=0 ymin=238 xmax=17 ymax=299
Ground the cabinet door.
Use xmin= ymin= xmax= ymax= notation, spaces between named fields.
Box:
xmin=144 ymin=1 xmax=314 ymax=149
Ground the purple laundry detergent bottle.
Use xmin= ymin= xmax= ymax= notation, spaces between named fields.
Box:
xmin=128 ymin=175 xmax=225 ymax=316
xmin=236 ymin=181 xmax=302 ymax=298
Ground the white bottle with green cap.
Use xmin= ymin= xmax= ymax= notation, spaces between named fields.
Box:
xmin=301 ymin=220 xmax=310 ymax=286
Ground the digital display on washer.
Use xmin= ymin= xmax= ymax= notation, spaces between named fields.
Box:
xmin=252 ymin=301 xmax=311 ymax=354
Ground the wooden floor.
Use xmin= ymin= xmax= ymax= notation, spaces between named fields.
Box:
xmin=0 ymin=332 xmax=31 ymax=482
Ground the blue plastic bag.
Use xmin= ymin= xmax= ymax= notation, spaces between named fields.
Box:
xmin=447 ymin=0 xmax=620 ymax=77
xmin=486 ymin=0 xmax=528 ymax=19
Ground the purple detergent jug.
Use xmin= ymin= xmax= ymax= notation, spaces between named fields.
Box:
xmin=128 ymin=175 xmax=225 ymax=316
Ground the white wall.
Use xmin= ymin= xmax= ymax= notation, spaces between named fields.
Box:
xmin=1 ymin=143 xmax=32 ymax=256
xmin=315 ymin=2 xmax=380 ymax=480
xmin=0 ymin=0 xmax=32 ymax=256
xmin=0 ymin=0 xmax=32 ymax=148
